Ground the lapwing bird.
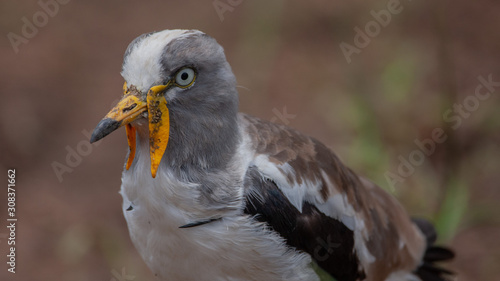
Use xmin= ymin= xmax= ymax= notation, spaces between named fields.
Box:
xmin=91 ymin=29 xmax=454 ymax=281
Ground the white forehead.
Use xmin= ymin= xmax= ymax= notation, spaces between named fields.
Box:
xmin=121 ymin=29 xmax=202 ymax=92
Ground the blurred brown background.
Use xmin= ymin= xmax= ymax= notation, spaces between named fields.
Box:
xmin=1 ymin=0 xmax=499 ymax=280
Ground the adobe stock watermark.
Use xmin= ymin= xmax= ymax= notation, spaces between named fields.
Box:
xmin=51 ymin=129 xmax=102 ymax=183
xmin=313 ymin=235 xmax=340 ymax=262
xmin=51 ymin=96 xmax=124 ymax=183
xmin=339 ymin=0 xmax=411 ymax=64
xmin=110 ymin=267 xmax=135 ymax=281
xmin=212 ymin=0 xmax=244 ymax=22
xmin=384 ymin=74 xmax=500 ymax=190
xmin=270 ymin=106 xmax=297 ymax=125
xmin=281 ymin=235 xmax=339 ymax=280
xmin=7 ymin=0 xmax=71 ymax=54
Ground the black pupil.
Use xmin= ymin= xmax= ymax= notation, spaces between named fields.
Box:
xmin=181 ymin=72 xmax=189 ymax=80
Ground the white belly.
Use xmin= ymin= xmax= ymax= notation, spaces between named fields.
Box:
xmin=120 ymin=164 xmax=319 ymax=281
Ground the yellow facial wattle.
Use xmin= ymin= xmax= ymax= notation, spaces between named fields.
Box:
xmin=91 ymin=82 xmax=172 ymax=178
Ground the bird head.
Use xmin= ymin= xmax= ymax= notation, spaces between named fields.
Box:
xmin=90 ymin=29 xmax=238 ymax=178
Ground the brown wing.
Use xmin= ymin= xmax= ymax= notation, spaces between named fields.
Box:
xmin=240 ymin=113 xmax=439 ymax=280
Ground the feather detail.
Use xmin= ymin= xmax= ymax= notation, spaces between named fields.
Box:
xmin=239 ymin=113 xmax=453 ymax=280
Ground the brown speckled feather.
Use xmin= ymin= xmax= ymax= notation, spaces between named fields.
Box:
xmin=240 ymin=113 xmax=449 ymax=281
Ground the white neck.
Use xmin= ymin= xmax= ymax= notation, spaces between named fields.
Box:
xmin=118 ymin=125 xmax=319 ymax=281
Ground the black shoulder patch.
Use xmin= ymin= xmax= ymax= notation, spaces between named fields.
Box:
xmin=243 ymin=167 xmax=365 ymax=281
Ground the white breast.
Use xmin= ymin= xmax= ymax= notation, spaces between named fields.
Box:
xmin=119 ymin=146 xmax=319 ymax=281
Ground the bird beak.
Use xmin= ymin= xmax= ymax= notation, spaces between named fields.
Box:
xmin=91 ymin=82 xmax=171 ymax=178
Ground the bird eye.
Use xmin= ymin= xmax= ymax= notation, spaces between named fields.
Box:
xmin=175 ymin=67 xmax=196 ymax=88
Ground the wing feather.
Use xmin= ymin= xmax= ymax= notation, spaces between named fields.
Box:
xmin=240 ymin=114 xmax=442 ymax=280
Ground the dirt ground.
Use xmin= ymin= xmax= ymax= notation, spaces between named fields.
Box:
xmin=1 ymin=1 xmax=499 ymax=280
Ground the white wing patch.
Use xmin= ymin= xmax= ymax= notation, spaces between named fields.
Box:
xmin=314 ymin=193 xmax=376 ymax=266
xmin=385 ymin=271 xmax=421 ymax=281
xmin=252 ymin=155 xmax=377 ymax=267
xmin=252 ymin=154 xmax=318 ymax=213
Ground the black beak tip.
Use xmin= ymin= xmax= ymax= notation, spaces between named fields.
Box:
xmin=90 ymin=118 xmax=121 ymax=143
xmin=89 ymin=131 xmax=102 ymax=144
